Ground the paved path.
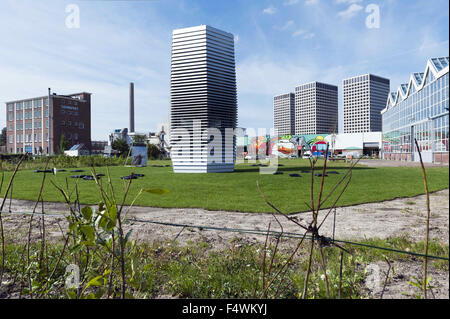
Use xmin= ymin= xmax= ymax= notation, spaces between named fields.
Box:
xmin=358 ymin=159 xmax=449 ymax=167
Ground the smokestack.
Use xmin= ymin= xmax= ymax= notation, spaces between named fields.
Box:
xmin=48 ymin=88 xmax=52 ymax=155
xmin=129 ymin=82 xmax=135 ymax=133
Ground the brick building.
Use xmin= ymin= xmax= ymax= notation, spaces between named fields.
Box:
xmin=5 ymin=91 xmax=91 ymax=155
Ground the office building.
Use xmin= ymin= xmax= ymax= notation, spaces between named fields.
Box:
xmin=170 ymin=25 xmax=237 ymax=173
xmin=343 ymin=74 xmax=390 ymax=133
xmin=381 ymin=57 xmax=449 ymax=163
xmin=5 ymin=91 xmax=91 ymax=155
xmin=273 ymin=93 xmax=295 ymax=136
xmin=294 ymin=82 xmax=338 ymax=135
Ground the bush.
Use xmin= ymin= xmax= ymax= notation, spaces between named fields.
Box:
xmin=147 ymin=144 xmax=163 ymax=160
xmin=0 ymin=155 xmax=131 ymax=171
xmin=112 ymin=138 xmax=129 ymax=157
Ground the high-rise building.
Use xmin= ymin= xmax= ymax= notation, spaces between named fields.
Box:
xmin=5 ymin=91 xmax=91 ymax=155
xmin=382 ymin=57 xmax=449 ymax=163
xmin=273 ymin=93 xmax=295 ymax=136
xmin=343 ymin=74 xmax=390 ymax=133
xmin=170 ymin=25 xmax=237 ymax=173
xmin=294 ymin=82 xmax=338 ymax=135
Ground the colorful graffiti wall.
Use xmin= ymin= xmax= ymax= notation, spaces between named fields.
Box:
xmin=246 ymin=134 xmax=330 ymax=158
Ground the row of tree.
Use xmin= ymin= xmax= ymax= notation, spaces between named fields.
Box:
xmin=0 ymin=128 xmax=163 ymax=159
xmin=111 ymin=137 xmax=163 ymax=160
xmin=0 ymin=127 xmax=6 ymax=146
xmin=0 ymin=127 xmax=69 ymax=153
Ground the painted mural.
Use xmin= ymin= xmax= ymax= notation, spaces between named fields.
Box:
xmin=246 ymin=134 xmax=330 ymax=158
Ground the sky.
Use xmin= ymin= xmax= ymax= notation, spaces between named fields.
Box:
xmin=0 ymin=0 xmax=448 ymax=140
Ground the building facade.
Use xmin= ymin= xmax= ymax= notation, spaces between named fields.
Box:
xmin=324 ymin=132 xmax=382 ymax=157
xmin=273 ymin=93 xmax=295 ymax=136
xmin=108 ymin=128 xmax=128 ymax=145
xmin=343 ymin=74 xmax=390 ymax=133
xmin=294 ymin=82 xmax=338 ymax=135
xmin=170 ymin=25 xmax=237 ymax=173
xmin=6 ymin=92 xmax=91 ymax=155
xmin=91 ymin=140 xmax=108 ymax=155
xmin=381 ymin=57 xmax=449 ymax=163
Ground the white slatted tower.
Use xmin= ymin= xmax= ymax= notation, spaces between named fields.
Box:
xmin=170 ymin=25 xmax=237 ymax=173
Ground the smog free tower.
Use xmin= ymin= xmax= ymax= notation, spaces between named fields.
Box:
xmin=170 ymin=25 xmax=237 ymax=173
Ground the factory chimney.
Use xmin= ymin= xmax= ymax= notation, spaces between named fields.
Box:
xmin=129 ymin=82 xmax=135 ymax=133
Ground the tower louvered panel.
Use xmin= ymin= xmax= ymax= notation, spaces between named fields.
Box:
xmin=170 ymin=25 xmax=237 ymax=173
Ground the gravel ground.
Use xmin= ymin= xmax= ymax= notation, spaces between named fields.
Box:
xmin=1 ymin=188 xmax=448 ymax=299
xmin=362 ymin=260 xmax=449 ymax=299
xmin=2 ymin=189 xmax=448 ymax=245
xmin=357 ymin=159 xmax=449 ymax=168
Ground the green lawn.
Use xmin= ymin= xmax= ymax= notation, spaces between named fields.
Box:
xmin=1 ymin=159 xmax=449 ymax=213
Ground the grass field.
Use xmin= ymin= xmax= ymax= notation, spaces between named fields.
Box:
xmin=1 ymin=159 xmax=449 ymax=213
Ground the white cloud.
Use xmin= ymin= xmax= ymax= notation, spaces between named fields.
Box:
xmin=292 ymin=29 xmax=315 ymax=39
xmin=418 ymin=32 xmax=450 ymax=60
xmin=335 ymin=0 xmax=363 ymax=3
xmin=234 ymin=35 xmax=239 ymax=44
xmin=274 ymin=20 xmax=295 ymax=30
xmin=283 ymin=0 xmax=300 ymax=5
xmin=235 ymin=56 xmax=347 ymax=130
xmin=0 ymin=1 xmax=170 ymax=140
xmin=302 ymin=32 xmax=316 ymax=39
xmin=236 ymin=58 xmax=311 ymax=96
xmin=292 ymin=29 xmax=306 ymax=37
xmin=263 ymin=6 xmax=277 ymax=15
xmin=337 ymin=3 xmax=364 ymax=18
xmin=305 ymin=0 xmax=319 ymax=5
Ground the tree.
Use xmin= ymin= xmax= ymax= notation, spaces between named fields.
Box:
xmin=147 ymin=143 xmax=162 ymax=160
xmin=59 ymin=134 xmax=70 ymax=154
xmin=133 ymin=134 xmax=147 ymax=144
xmin=0 ymin=127 xmax=6 ymax=146
xmin=112 ymin=138 xmax=129 ymax=157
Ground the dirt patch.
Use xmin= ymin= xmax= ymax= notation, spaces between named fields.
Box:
xmin=358 ymin=159 xmax=449 ymax=168
xmin=122 ymin=189 xmax=449 ymax=249
xmin=1 ymin=189 xmax=448 ymax=299
xmin=362 ymin=259 xmax=449 ymax=299
xmin=1 ymin=189 xmax=448 ymax=246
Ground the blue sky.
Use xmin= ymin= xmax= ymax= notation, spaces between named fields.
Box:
xmin=0 ymin=0 xmax=448 ymax=139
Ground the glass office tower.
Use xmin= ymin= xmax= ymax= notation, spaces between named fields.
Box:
xmin=273 ymin=93 xmax=295 ymax=136
xmin=295 ymin=81 xmax=338 ymax=135
xmin=343 ymin=74 xmax=390 ymax=133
